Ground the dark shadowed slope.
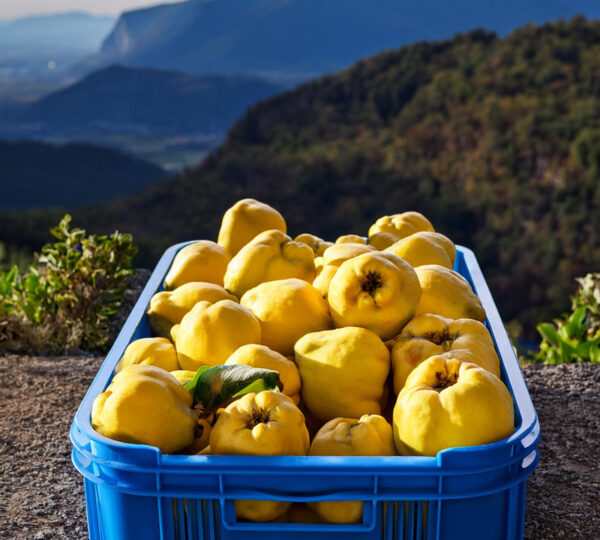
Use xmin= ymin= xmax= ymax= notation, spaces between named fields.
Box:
xmin=0 ymin=140 xmax=166 ymax=209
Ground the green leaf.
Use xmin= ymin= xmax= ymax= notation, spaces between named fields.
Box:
xmin=189 ymin=365 xmax=282 ymax=410
xmin=537 ymin=322 xmax=561 ymax=346
xmin=590 ymin=344 xmax=600 ymax=363
xmin=564 ymin=306 xmax=588 ymax=339
xmin=183 ymin=366 xmax=213 ymax=393
xmin=233 ymin=377 xmax=272 ymax=397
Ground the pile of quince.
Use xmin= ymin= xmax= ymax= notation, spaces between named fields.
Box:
xmin=91 ymin=199 xmax=515 ymax=524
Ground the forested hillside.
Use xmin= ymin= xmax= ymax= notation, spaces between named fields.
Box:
xmin=3 ymin=17 xmax=600 ymax=335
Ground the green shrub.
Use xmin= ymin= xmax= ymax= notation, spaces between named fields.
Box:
xmin=532 ymin=273 xmax=600 ymax=364
xmin=0 ymin=215 xmax=137 ymax=353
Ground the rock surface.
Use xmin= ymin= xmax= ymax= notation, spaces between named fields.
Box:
xmin=0 ymin=359 xmax=598 ymax=539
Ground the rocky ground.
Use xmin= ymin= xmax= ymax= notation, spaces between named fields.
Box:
xmin=0 ymin=360 xmax=598 ymax=539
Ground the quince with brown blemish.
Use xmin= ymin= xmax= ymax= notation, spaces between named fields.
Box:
xmin=391 ymin=313 xmax=500 ymax=394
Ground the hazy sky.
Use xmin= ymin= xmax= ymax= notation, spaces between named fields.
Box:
xmin=1 ymin=0 xmax=185 ymax=20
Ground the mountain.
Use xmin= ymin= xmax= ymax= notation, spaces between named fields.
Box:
xmin=0 ymin=12 xmax=115 ymax=57
xmin=2 ymin=18 xmax=600 ymax=336
xmin=2 ymin=65 xmax=283 ymax=136
xmin=0 ymin=140 xmax=166 ymax=209
xmin=1 ymin=65 xmax=284 ymax=169
xmin=0 ymin=12 xmax=116 ymax=102
xmin=84 ymin=0 xmax=600 ymax=79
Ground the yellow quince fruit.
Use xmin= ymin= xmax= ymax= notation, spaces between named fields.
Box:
xmin=368 ymin=231 xmax=399 ymax=250
xmin=224 ymin=230 xmax=315 ymax=298
xmin=225 ymin=344 xmax=302 ymax=404
xmin=313 ymin=242 xmax=375 ymax=297
xmin=385 ymin=231 xmax=455 ymax=269
xmin=91 ymin=365 xmax=197 ymax=454
xmin=175 ymin=299 xmax=261 ymax=370
xmin=240 ymin=278 xmax=333 ymax=356
xmin=328 ymin=252 xmax=421 ymax=340
xmin=218 ymin=198 xmax=286 ymax=256
xmin=391 ymin=314 xmax=500 ymax=393
xmin=210 ymin=391 xmax=309 ymax=522
xmin=169 ymin=369 xmax=197 ymax=386
xmin=115 ymin=337 xmax=179 ymax=372
xmin=393 ymin=356 xmax=514 ymax=456
xmin=335 ymin=234 xmax=366 ymax=245
xmin=294 ymin=327 xmax=390 ymax=423
xmin=415 ymin=264 xmax=486 ymax=321
xmin=308 ymin=414 xmax=396 ymax=524
xmin=294 ymin=233 xmax=333 ymax=256
xmin=164 ymin=241 xmax=231 ymax=290
xmin=147 ymin=282 xmax=237 ymax=338
xmin=368 ymin=212 xmax=434 ymax=246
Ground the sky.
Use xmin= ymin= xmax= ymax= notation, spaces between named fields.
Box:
xmin=1 ymin=0 xmax=185 ymax=20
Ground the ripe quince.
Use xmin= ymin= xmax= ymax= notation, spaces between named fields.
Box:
xmin=115 ymin=337 xmax=180 ymax=372
xmin=225 ymin=344 xmax=302 ymax=404
xmin=240 ymin=278 xmax=333 ymax=356
xmin=218 ymin=198 xmax=286 ymax=256
xmin=175 ymin=299 xmax=261 ymax=370
xmin=335 ymin=234 xmax=366 ymax=245
xmin=294 ymin=233 xmax=333 ymax=256
xmin=368 ymin=212 xmax=434 ymax=246
xmin=328 ymin=252 xmax=421 ymax=340
xmin=91 ymin=365 xmax=197 ymax=454
xmin=169 ymin=369 xmax=197 ymax=386
xmin=224 ymin=230 xmax=315 ymax=298
xmin=368 ymin=231 xmax=399 ymax=250
xmin=308 ymin=414 xmax=395 ymax=524
xmin=147 ymin=282 xmax=237 ymax=338
xmin=313 ymin=242 xmax=375 ymax=297
xmin=294 ymin=327 xmax=390 ymax=423
xmin=164 ymin=241 xmax=231 ymax=290
xmin=210 ymin=390 xmax=309 ymax=522
xmin=415 ymin=264 xmax=486 ymax=321
xmin=391 ymin=314 xmax=500 ymax=393
xmin=393 ymin=356 xmax=514 ymax=456
xmin=385 ymin=231 xmax=455 ymax=269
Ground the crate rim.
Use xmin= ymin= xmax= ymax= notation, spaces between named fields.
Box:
xmin=70 ymin=242 xmax=540 ymax=474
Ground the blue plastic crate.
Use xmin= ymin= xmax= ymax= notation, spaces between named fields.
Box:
xmin=70 ymin=244 xmax=540 ymax=540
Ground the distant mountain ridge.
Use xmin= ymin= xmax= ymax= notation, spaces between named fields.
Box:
xmin=0 ymin=140 xmax=166 ymax=209
xmin=1 ymin=65 xmax=283 ymax=138
xmin=84 ymin=0 xmax=600 ymax=78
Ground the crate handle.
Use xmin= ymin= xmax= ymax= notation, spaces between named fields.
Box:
xmin=219 ymin=498 xmax=378 ymax=532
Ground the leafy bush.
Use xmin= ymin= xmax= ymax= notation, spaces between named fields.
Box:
xmin=0 ymin=215 xmax=136 ymax=353
xmin=533 ymin=273 xmax=600 ymax=364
